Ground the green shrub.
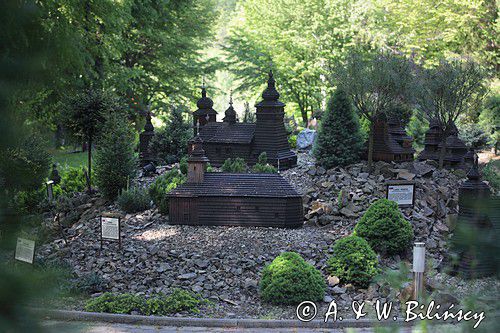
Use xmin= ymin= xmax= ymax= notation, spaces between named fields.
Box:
xmin=94 ymin=113 xmax=137 ymax=199
xmin=1 ymin=133 xmax=51 ymax=192
xmin=73 ymin=272 xmax=106 ymax=295
xmin=221 ymin=158 xmax=247 ymax=173
xmin=252 ymin=152 xmax=277 ymax=173
xmin=149 ymin=106 xmax=191 ymax=164
xmin=354 ymin=199 xmax=413 ymax=255
xmin=314 ymin=89 xmax=364 ymax=168
xmin=288 ymin=134 xmax=297 ymax=148
xmin=458 ymin=123 xmax=489 ymax=150
xmin=85 ymin=293 xmax=145 ymax=314
xmin=85 ymin=290 xmax=202 ymax=315
xmin=260 ymin=252 xmax=325 ymax=305
xmin=144 ymin=289 xmax=201 ymax=315
xmin=179 ymin=156 xmax=188 ymax=175
xmin=117 ymin=186 xmax=150 ymax=213
xmin=60 ymin=167 xmax=87 ymax=194
xmin=326 ymin=235 xmax=379 ymax=288
xmin=482 ymin=161 xmax=500 ymax=192
xmin=149 ymin=170 xmax=186 ymax=214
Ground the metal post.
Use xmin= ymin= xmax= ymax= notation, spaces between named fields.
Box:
xmin=413 ymin=242 xmax=426 ymax=301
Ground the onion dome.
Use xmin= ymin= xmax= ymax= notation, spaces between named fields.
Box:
xmin=256 ymin=70 xmax=285 ymax=107
xmin=197 ymin=87 xmax=213 ymax=109
xmin=193 ymin=87 xmax=217 ymax=116
xmin=223 ymin=92 xmax=237 ymax=124
xmin=262 ymin=70 xmax=280 ymax=101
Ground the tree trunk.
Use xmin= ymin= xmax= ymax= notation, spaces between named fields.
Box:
xmin=87 ymin=136 xmax=92 ymax=193
xmin=368 ymin=122 xmax=374 ymax=171
xmin=438 ymin=138 xmax=447 ymax=169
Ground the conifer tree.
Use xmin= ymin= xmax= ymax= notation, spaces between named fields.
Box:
xmin=314 ymin=89 xmax=363 ymax=168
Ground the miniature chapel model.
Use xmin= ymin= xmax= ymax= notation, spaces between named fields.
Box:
xmin=371 ymin=116 xmax=415 ymax=162
xmin=419 ymin=120 xmax=468 ymax=168
xmin=168 ymin=136 xmax=303 ymax=227
xmin=188 ymin=71 xmax=297 ymax=169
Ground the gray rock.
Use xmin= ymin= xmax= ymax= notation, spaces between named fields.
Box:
xmin=177 ymin=272 xmax=197 ymax=280
xmin=297 ymin=128 xmax=317 ymax=149
xmin=332 ymin=286 xmax=346 ymax=294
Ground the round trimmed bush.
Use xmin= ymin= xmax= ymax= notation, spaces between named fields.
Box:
xmin=326 ymin=235 xmax=379 ymax=288
xmin=354 ymin=199 xmax=413 ymax=255
xmin=260 ymin=252 xmax=325 ymax=305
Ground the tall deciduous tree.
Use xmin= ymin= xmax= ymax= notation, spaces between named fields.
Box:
xmin=314 ymin=89 xmax=364 ymax=168
xmin=415 ymin=59 xmax=487 ymax=168
xmin=332 ymin=48 xmax=415 ymax=170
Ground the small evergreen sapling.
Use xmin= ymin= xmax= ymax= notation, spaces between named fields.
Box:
xmin=94 ymin=113 xmax=137 ymax=199
xmin=314 ymin=89 xmax=363 ymax=168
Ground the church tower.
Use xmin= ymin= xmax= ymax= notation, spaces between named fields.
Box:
xmin=252 ymin=71 xmax=297 ymax=169
xmin=192 ymin=86 xmax=217 ymax=135
xmin=187 ymin=135 xmax=209 ymax=183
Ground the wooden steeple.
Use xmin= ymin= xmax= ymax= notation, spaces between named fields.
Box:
xmin=223 ymin=91 xmax=237 ymax=124
xmin=192 ymin=83 xmax=217 ymax=135
xmin=187 ymin=130 xmax=209 ymax=183
xmin=252 ymin=70 xmax=297 ymax=168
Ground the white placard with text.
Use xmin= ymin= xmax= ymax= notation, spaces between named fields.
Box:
xmin=387 ymin=184 xmax=414 ymax=206
xmin=15 ymin=238 xmax=35 ymax=264
xmin=101 ymin=217 xmax=120 ymax=240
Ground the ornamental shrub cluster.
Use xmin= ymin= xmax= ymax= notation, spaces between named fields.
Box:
xmin=117 ymin=186 xmax=151 ymax=213
xmin=259 ymin=252 xmax=325 ymax=305
xmin=60 ymin=167 xmax=88 ymax=194
xmin=149 ymin=169 xmax=186 ymax=214
xmin=326 ymin=235 xmax=379 ymax=288
xmin=85 ymin=289 xmax=202 ymax=315
xmin=252 ymin=152 xmax=277 ymax=173
xmin=355 ymin=199 xmax=413 ymax=255
xmin=221 ymin=157 xmax=247 ymax=173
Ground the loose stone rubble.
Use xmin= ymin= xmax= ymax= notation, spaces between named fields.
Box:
xmin=35 ymin=152 xmax=498 ymax=319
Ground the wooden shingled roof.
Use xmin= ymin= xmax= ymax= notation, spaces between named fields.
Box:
xmin=198 ymin=122 xmax=256 ymax=144
xmin=168 ymin=173 xmax=301 ymax=198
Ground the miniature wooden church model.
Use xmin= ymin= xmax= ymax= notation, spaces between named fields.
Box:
xmin=419 ymin=120 xmax=468 ymax=167
xmin=189 ymin=71 xmax=297 ymax=170
xmin=169 ymin=136 xmax=303 ymax=228
xmin=372 ymin=116 xmax=415 ymax=162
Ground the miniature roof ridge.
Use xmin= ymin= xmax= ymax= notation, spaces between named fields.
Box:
xmin=168 ymin=172 xmax=300 ymax=198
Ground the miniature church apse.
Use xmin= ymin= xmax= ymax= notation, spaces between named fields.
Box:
xmin=189 ymin=71 xmax=297 ymax=170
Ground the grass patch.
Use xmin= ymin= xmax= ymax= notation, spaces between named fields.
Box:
xmin=49 ymin=148 xmax=87 ymax=169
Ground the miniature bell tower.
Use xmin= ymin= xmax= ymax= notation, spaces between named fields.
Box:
xmin=223 ymin=91 xmax=237 ymax=124
xmin=187 ymin=131 xmax=209 ymax=183
xmin=192 ymin=80 xmax=217 ymax=135
xmin=252 ymin=70 xmax=297 ymax=168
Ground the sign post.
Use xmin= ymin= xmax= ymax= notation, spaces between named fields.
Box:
xmin=15 ymin=238 xmax=35 ymax=264
xmin=100 ymin=215 xmax=122 ymax=250
xmin=46 ymin=180 xmax=54 ymax=202
xmin=386 ymin=180 xmax=415 ymax=207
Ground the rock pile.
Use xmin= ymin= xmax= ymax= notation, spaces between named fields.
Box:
xmin=282 ymin=155 xmax=465 ymax=262
xmin=35 ymin=152 xmax=470 ymax=319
